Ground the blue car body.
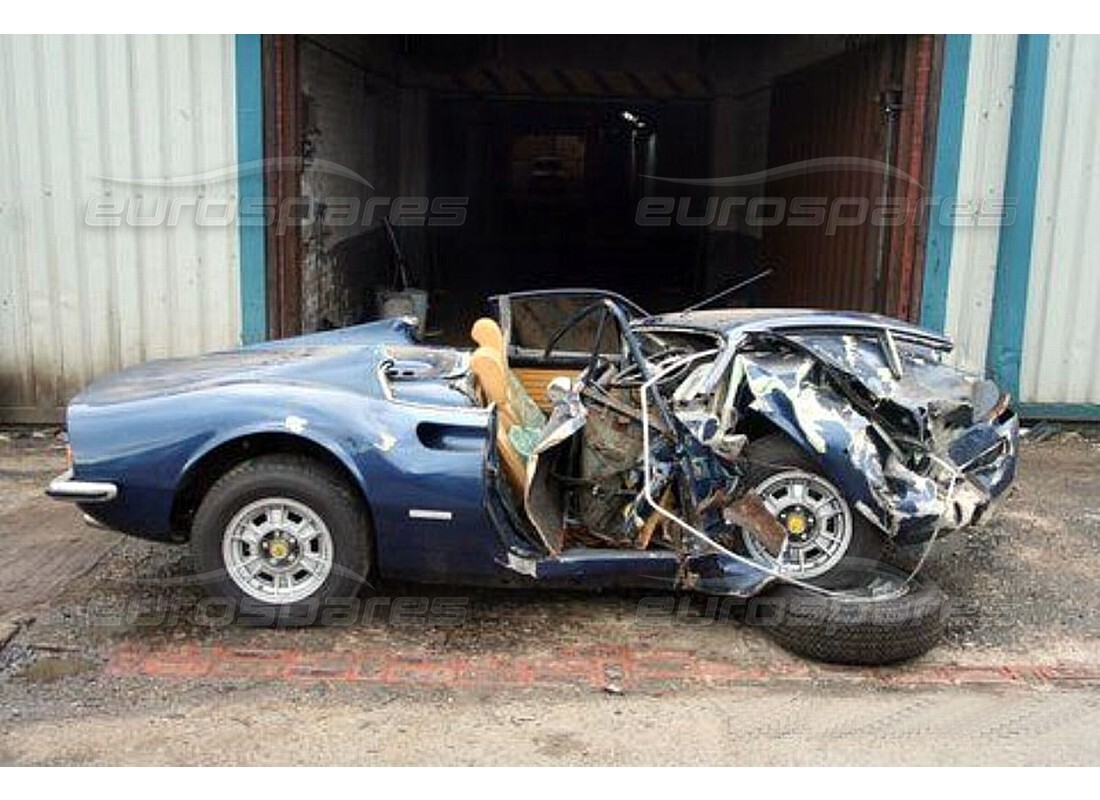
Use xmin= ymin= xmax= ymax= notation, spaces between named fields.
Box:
xmin=48 ymin=295 xmax=1019 ymax=597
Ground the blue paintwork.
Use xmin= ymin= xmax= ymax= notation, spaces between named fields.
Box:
xmin=986 ymin=34 xmax=1050 ymax=398
xmin=682 ymin=316 xmax=1019 ymax=547
xmin=62 ymin=297 xmax=1019 ymax=595
xmin=921 ymin=34 xmax=972 ymax=333
xmin=68 ymin=318 xmax=511 ymax=585
xmin=234 ymin=34 xmax=267 ymax=345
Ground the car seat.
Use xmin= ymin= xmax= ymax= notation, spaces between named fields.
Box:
xmin=468 ymin=346 xmax=532 ymax=498
xmin=469 ymin=318 xmax=546 ymax=432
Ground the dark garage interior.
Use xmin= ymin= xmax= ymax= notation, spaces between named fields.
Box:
xmin=261 ymin=35 xmax=941 ymax=343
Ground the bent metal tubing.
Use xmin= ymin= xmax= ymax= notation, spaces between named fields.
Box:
xmin=637 ymin=351 xmax=947 ymax=601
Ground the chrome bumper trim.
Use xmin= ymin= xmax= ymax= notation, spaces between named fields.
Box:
xmin=46 ymin=470 xmax=118 ymax=503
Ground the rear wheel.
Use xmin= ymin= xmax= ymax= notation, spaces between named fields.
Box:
xmin=738 ymin=434 xmax=882 ymax=589
xmin=191 ymin=455 xmax=371 ymax=626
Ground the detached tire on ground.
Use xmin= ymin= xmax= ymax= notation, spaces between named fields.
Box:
xmin=191 ymin=454 xmax=371 ymax=626
xmin=747 ymin=575 xmax=948 ymax=665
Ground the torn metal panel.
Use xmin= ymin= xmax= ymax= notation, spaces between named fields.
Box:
xmin=734 ymin=334 xmax=1017 ymax=543
xmin=502 ymin=300 xmax=1018 ymax=586
xmin=786 ymin=332 xmax=1004 ymax=437
xmin=738 ymin=347 xmax=950 ymax=536
xmin=523 ymin=381 xmax=589 ymax=553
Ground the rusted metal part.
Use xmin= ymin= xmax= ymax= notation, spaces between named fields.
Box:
xmin=692 ymin=486 xmax=787 ymax=558
xmin=263 ymin=34 xmax=304 ymax=339
xmin=722 ymin=493 xmax=788 ymax=556
xmin=886 ymin=33 xmax=938 ymax=321
xmin=637 ymin=484 xmax=674 ymax=549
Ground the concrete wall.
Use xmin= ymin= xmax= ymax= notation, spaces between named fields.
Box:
xmin=297 ymin=36 xmax=430 ymax=331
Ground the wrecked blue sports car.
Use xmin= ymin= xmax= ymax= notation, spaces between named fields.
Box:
xmin=47 ymin=289 xmax=1018 ymax=664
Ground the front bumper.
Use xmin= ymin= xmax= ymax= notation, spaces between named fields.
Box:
xmin=46 ymin=469 xmax=118 ymax=503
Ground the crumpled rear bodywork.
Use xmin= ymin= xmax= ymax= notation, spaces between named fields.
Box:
xmin=735 ymin=332 xmax=1018 ymax=544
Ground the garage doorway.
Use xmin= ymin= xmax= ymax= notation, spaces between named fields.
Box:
xmin=761 ymin=35 xmax=939 ymax=318
xmin=260 ymin=35 xmax=942 ymax=343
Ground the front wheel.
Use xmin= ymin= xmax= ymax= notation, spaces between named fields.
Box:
xmin=737 ymin=433 xmax=882 ymax=589
xmin=191 ymin=455 xmax=371 ymax=625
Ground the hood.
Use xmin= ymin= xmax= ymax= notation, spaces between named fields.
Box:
xmin=73 ymin=318 xmax=417 ymax=407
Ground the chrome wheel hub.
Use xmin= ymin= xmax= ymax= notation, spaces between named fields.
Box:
xmin=740 ymin=470 xmax=853 ymax=579
xmin=222 ymin=497 xmax=334 ymax=604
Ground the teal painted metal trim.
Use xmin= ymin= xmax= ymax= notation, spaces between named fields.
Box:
xmin=1017 ymin=403 xmax=1100 ymax=422
xmin=985 ymin=35 xmax=1050 ymax=398
xmin=235 ymin=34 xmax=267 ymax=344
xmin=920 ymin=35 xmax=972 ymax=333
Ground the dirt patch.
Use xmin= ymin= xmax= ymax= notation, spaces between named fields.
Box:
xmin=927 ymin=434 xmax=1100 ymax=659
xmin=2 ymin=683 xmax=1098 ymax=766
xmin=0 ymin=434 xmax=122 ymax=618
xmin=15 ymin=655 xmax=98 ymax=684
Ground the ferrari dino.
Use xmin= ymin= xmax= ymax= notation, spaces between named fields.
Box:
xmin=48 ymin=288 xmax=1018 ymax=663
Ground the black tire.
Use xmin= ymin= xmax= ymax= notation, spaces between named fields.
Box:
xmin=191 ymin=454 xmax=371 ymax=626
xmin=747 ymin=575 xmax=948 ymax=665
xmin=740 ymin=433 xmax=882 ymax=589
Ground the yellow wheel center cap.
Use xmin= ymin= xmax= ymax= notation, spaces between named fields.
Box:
xmin=269 ymin=539 xmax=289 ymax=559
xmin=786 ymin=514 xmax=807 ymax=536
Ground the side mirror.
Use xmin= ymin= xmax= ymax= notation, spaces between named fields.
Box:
xmin=546 ymin=376 xmax=573 ymax=405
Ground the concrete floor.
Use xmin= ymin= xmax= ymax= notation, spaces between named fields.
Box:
xmin=1 ymin=427 xmax=1098 ymax=765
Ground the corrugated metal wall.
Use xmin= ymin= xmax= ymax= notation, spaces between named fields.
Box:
xmin=940 ymin=34 xmax=1018 ymax=375
xmin=0 ymin=35 xmax=242 ymax=423
xmin=1019 ymin=34 xmax=1100 ymax=405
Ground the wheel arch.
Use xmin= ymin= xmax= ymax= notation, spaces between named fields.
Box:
xmin=170 ymin=429 xmax=373 ymax=540
xmin=740 ymin=407 xmax=820 ymax=457
xmin=739 ymin=407 xmax=888 ymax=535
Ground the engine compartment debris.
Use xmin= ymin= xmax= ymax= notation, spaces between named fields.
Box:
xmin=467 ymin=292 xmax=1019 ymax=598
